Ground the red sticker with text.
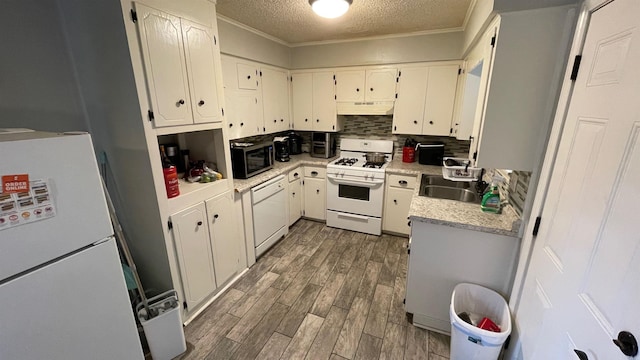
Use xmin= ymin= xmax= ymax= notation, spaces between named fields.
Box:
xmin=2 ymin=174 xmax=30 ymax=194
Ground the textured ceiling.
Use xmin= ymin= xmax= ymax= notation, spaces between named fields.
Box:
xmin=216 ymin=0 xmax=473 ymax=45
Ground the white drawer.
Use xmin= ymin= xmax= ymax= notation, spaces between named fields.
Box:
xmin=304 ymin=167 xmax=326 ymax=179
xmin=288 ymin=167 xmax=302 ymax=182
xmin=388 ymin=174 xmax=418 ymax=189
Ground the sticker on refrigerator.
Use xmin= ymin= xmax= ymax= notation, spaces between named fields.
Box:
xmin=0 ymin=178 xmax=56 ymax=230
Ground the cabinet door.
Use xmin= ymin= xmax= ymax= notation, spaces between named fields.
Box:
xmin=382 ymin=187 xmax=413 ymax=235
xmin=335 ymin=70 xmax=365 ymax=102
xmin=292 ymin=73 xmax=313 ymax=131
xmin=225 ymin=90 xmax=260 ymax=139
xmin=171 ymin=203 xmax=216 ymax=310
xmin=423 ymin=65 xmax=460 ymax=136
xmin=312 ymin=72 xmax=337 ymax=132
xmin=304 ymin=177 xmax=326 ymax=220
xmin=237 ymin=63 xmax=259 ymax=90
xmin=206 ymin=192 xmax=240 ymax=287
xmin=289 ymin=178 xmax=302 ymax=226
xmin=135 ymin=4 xmax=192 ymax=127
xmin=392 ymin=67 xmax=427 ymax=134
xmin=262 ymin=68 xmax=289 ymax=134
xmin=366 ymin=68 xmax=397 ymax=102
xmin=181 ymin=19 xmax=222 ymax=124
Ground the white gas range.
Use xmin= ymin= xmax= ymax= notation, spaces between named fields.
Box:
xmin=326 ymin=138 xmax=394 ymax=235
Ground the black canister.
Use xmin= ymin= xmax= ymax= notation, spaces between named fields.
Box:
xmin=287 ymin=131 xmax=303 ymax=155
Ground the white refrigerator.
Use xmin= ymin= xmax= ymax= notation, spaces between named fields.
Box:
xmin=0 ymin=130 xmax=144 ymax=359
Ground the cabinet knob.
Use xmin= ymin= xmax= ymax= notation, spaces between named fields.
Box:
xmin=356 ymin=88 xmax=360 ymax=92
xmin=214 ymin=214 xmax=219 ymax=219
xmin=370 ymin=87 xmax=374 ymax=91
xmin=273 ymin=119 xmax=277 ymax=123
xmin=247 ymin=75 xmax=251 ymax=79
xmin=311 ymin=171 xmax=318 ymax=176
xmin=294 ymin=172 xmax=299 ymax=177
xmin=574 ymin=350 xmax=588 ymax=360
xmin=394 ymin=199 xmax=397 ymax=204
xmin=292 ymin=192 xmax=296 ymax=196
xmin=305 ymin=118 xmax=308 ymax=122
xmin=429 ymin=121 xmax=434 ymax=125
xmin=197 ymin=221 xmax=203 ymax=226
xmin=280 ymin=119 xmax=284 ymax=122
xmin=399 ymin=180 xmax=408 ymax=185
xmin=316 ymin=119 xmax=320 ymax=123
xmin=229 ymin=123 xmax=233 ymax=127
xmin=177 ymin=99 xmax=185 ymax=106
xmin=316 ymin=189 xmax=320 ymax=194
xmin=198 ymin=100 xmax=205 ymax=106
xmin=240 ymin=122 xmax=244 ymax=126
xmin=413 ymin=120 xmax=418 ymax=124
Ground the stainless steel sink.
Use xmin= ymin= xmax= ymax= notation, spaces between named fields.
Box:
xmin=419 ymin=175 xmax=481 ymax=203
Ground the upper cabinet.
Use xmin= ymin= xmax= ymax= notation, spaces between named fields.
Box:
xmin=335 ymin=67 xmax=397 ymax=102
xmin=221 ymin=55 xmax=290 ymax=139
xmin=467 ymin=7 xmax=574 ymax=171
xmin=291 ymin=71 xmax=342 ymax=132
xmin=393 ymin=62 xmax=461 ymax=136
xmin=135 ymin=3 xmax=222 ymax=128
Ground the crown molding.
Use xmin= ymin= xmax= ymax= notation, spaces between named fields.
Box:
xmin=290 ymin=27 xmax=463 ymax=47
xmin=217 ymin=15 xmax=290 ymax=46
xmin=462 ymin=0 xmax=478 ymax=30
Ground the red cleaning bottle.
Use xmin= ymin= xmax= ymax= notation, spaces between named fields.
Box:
xmin=160 ymin=145 xmax=180 ymax=198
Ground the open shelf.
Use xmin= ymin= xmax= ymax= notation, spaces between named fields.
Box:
xmin=167 ymin=178 xmax=231 ymax=214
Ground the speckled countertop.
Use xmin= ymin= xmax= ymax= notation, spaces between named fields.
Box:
xmin=387 ymin=157 xmax=521 ymax=237
xmin=232 ymin=153 xmax=337 ymax=193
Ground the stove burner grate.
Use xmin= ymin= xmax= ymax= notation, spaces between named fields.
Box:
xmin=335 ymin=158 xmax=359 ymax=166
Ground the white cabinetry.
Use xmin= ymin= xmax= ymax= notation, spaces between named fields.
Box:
xmin=382 ymin=174 xmax=418 ymax=235
xmin=335 ymin=67 xmax=397 ymax=102
xmin=288 ymin=168 xmax=303 ymax=226
xmin=393 ymin=62 xmax=461 ymax=136
xmin=221 ymin=55 xmax=290 ymax=138
xmin=405 ymin=220 xmax=518 ymax=334
xmin=291 ymin=71 xmax=342 ymax=132
xmin=170 ymin=203 xmax=216 ymax=310
xmin=303 ymin=166 xmax=326 ymax=220
xmin=135 ymin=3 xmax=222 ymax=128
xmin=467 ymin=8 xmax=573 ymax=171
xmin=205 ymin=192 xmax=241 ymax=287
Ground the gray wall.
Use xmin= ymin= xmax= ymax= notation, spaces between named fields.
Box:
xmin=0 ymin=0 xmax=87 ymax=132
xmin=218 ymin=17 xmax=291 ymax=68
xmin=290 ymin=31 xmax=464 ymax=69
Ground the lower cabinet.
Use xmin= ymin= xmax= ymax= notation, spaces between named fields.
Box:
xmin=171 ymin=191 xmax=241 ymax=312
xmin=289 ymin=178 xmax=302 ymax=226
xmin=303 ymin=166 xmax=326 ymax=220
xmin=382 ymin=173 xmax=418 ymax=235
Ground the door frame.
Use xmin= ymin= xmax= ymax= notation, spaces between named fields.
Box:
xmin=506 ymin=1 xmax=616 ymax=359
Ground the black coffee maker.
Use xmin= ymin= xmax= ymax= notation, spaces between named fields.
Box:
xmin=287 ymin=131 xmax=303 ymax=155
xmin=273 ymin=137 xmax=290 ymax=162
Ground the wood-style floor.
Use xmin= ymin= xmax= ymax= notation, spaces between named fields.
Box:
xmin=178 ymin=219 xmax=451 ymax=360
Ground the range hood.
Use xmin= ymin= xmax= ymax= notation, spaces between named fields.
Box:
xmin=336 ymin=101 xmax=395 ymax=116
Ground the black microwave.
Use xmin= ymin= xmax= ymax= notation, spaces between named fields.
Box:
xmin=230 ymin=142 xmax=274 ymax=179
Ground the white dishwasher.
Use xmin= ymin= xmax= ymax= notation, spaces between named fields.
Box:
xmin=251 ymin=175 xmax=288 ymax=257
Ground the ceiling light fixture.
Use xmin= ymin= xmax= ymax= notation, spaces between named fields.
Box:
xmin=309 ymin=0 xmax=353 ymax=19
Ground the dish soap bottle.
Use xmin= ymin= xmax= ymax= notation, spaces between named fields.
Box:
xmin=481 ymin=177 xmax=501 ymax=213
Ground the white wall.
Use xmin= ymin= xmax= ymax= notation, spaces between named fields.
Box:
xmin=217 ymin=17 xmax=291 ymax=68
xmin=0 ymin=0 xmax=87 ymax=132
xmin=290 ymin=31 xmax=464 ymax=69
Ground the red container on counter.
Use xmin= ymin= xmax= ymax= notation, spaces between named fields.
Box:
xmin=163 ymin=166 xmax=180 ymax=198
xmin=402 ymin=146 xmax=416 ymax=163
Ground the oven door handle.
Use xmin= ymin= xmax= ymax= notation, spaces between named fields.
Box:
xmin=327 ymin=175 xmax=384 ymax=187
xmin=337 ymin=212 xmax=370 ymax=221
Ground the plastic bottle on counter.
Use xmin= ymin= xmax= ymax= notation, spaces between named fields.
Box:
xmin=160 ymin=145 xmax=180 ymax=198
xmin=481 ymin=176 xmax=501 ymax=213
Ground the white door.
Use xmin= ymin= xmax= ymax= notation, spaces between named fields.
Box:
xmin=289 ymin=178 xmax=302 ymax=226
xmin=393 ymin=67 xmax=427 ymax=134
xmin=366 ymin=68 xmax=397 ymax=102
xmin=518 ymin=1 xmax=640 ymax=358
xmin=423 ymin=65 xmax=459 ymax=136
xmin=181 ymin=19 xmax=221 ymax=124
xmin=335 ymin=70 xmax=365 ymax=102
xmin=292 ymin=73 xmax=313 ymax=131
xmin=171 ymin=203 xmax=216 ymax=310
xmin=262 ymin=68 xmax=281 ymax=134
xmin=382 ymin=187 xmax=413 ymax=235
xmin=237 ymin=62 xmax=259 ymax=90
xmin=277 ymin=70 xmax=291 ymax=132
xmin=312 ymin=72 xmax=337 ymax=132
xmin=206 ymin=192 xmax=240 ymax=288
xmin=304 ymin=178 xmax=326 ymax=220
xmin=135 ymin=3 xmax=192 ymax=127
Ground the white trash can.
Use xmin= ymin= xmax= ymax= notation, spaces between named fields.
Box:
xmin=449 ymin=283 xmax=511 ymax=360
xmin=136 ymin=290 xmax=186 ymax=360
